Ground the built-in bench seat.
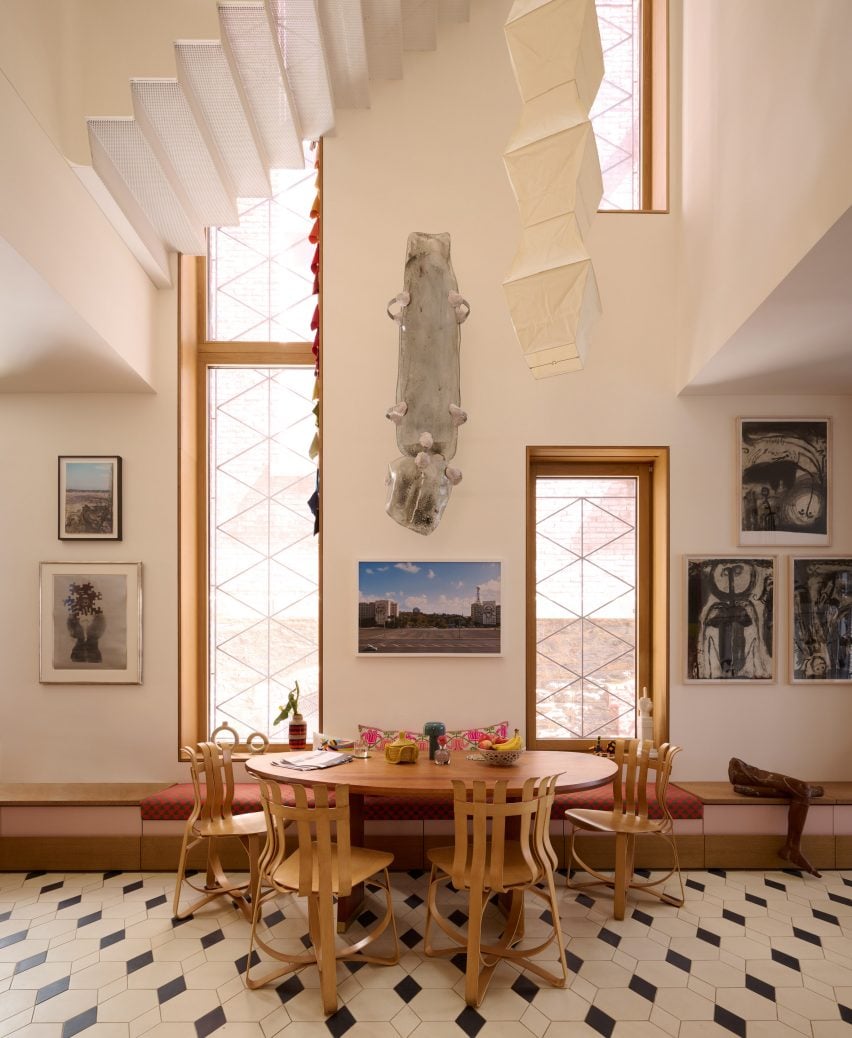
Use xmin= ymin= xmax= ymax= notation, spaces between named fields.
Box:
xmin=674 ymin=781 xmax=852 ymax=873
xmin=9 ymin=779 xmax=851 ymax=874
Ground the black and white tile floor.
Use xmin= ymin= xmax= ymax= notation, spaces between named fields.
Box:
xmin=3 ymin=866 xmax=852 ymax=1037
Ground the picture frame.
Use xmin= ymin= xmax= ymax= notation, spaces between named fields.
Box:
xmin=358 ymin=561 xmax=502 ymax=656
xmin=39 ymin=562 xmax=142 ymax=684
xmin=58 ymin=456 xmax=122 ymax=540
xmin=790 ymin=557 xmax=852 ymax=682
xmin=685 ymin=555 xmax=776 ymax=682
xmin=737 ymin=418 xmax=830 ymax=547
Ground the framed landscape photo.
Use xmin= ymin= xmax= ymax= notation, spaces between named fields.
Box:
xmin=790 ymin=557 xmax=852 ymax=682
xmin=738 ymin=418 xmax=830 ymax=547
xmin=358 ymin=560 xmax=502 ymax=656
xmin=39 ymin=562 xmax=142 ymax=683
xmin=685 ymin=556 xmax=776 ymax=682
xmin=58 ymin=456 xmax=122 ymax=540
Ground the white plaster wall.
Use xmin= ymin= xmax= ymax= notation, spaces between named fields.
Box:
xmin=678 ymin=0 xmax=852 ymax=386
xmin=0 ymin=0 xmax=221 ymax=166
xmin=0 ymin=71 xmax=158 ymax=389
xmin=0 ymin=269 xmax=181 ymax=783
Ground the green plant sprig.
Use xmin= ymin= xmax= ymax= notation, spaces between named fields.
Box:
xmin=273 ymin=681 xmax=301 ymax=724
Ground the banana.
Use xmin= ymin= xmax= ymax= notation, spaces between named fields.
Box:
xmin=494 ymin=730 xmax=522 ymax=752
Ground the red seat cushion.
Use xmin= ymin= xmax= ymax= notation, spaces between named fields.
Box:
xmin=558 ymin=783 xmax=703 ymax=821
xmin=141 ymin=783 xmax=264 ymax=821
xmin=141 ymin=781 xmax=702 ymax=822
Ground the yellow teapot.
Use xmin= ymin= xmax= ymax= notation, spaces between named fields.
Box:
xmin=384 ymin=731 xmax=419 ymax=764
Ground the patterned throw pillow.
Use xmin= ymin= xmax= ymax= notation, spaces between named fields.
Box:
xmin=443 ymin=721 xmax=508 ymax=751
xmin=357 ymin=721 xmax=508 ymax=752
xmin=357 ymin=725 xmax=428 ymax=751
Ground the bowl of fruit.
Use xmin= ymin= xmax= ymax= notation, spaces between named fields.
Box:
xmin=471 ymin=729 xmax=524 ymax=766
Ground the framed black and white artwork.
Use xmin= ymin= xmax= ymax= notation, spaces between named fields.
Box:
xmin=738 ymin=418 xmax=829 ymax=547
xmin=791 ymin=557 xmax=852 ymax=682
xmin=685 ymin=556 xmax=775 ymax=682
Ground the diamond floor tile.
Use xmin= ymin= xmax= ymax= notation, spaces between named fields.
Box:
xmin=2 ymin=868 xmax=852 ymax=1035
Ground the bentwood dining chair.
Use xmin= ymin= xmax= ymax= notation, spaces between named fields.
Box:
xmin=424 ymin=775 xmax=568 ymax=1007
xmin=565 ymin=739 xmax=684 ymax=920
xmin=246 ymin=780 xmax=400 ymax=1015
xmin=172 ymin=741 xmax=268 ymax=920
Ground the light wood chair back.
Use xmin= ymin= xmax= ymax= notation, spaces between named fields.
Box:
xmin=247 ymin=780 xmax=399 ymax=1014
xmin=172 ymin=741 xmax=267 ymax=920
xmin=425 ymin=774 xmax=568 ymax=1007
xmin=612 ymin=739 xmax=679 ymax=826
xmin=565 ymin=739 xmax=684 ymax=920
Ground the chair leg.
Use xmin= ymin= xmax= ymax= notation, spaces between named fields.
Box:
xmin=337 ymin=870 xmax=400 ymax=966
xmin=464 ymin=886 xmax=486 ymax=1007
xmin=313 ymin=893 xmax=340 ymax=1015
xmin=541 ymin=868 xmax=569 ymax=987
xmin=172 ymin=825 xmax=194 ymax=918
xmin=613 ymin=833 xmax=635 ymax=921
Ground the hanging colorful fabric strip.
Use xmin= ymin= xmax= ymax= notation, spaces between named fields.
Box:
xmin=308 ymin=144 xmax=321 ymax=528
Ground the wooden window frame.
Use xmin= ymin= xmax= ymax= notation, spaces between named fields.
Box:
xmin=598 ymin=0 xmax=668 ymax=214
xmin=641 ymin=0 xmax=668 ymax=212
xmin=526 ymin=445 xmax=669 ymax=749
xmin=177 ymin=256 xmax=321 ymax=757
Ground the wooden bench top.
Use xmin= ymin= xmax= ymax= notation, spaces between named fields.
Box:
xmin=0 ymin=783 xmax=174 ymax=807
xmin=676 ymin=781 xmax=852 ymax=806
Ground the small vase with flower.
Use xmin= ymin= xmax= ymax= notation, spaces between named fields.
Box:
xmin=273 ymin=681 xmax=307 ymax=749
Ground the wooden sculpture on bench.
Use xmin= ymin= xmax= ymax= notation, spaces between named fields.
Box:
xmin=728 ymin=757 xmax=825 ymax=877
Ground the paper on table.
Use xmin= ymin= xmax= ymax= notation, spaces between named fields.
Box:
xmin=271 ymin=751 xmax=353 ymax=771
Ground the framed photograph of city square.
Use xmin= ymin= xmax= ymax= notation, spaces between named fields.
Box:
xmin=358 ymin=561 xmax=501 ymax=655
xmin=738 ymin=418 xmax=830 ymax=547
xmin=40 ymin=562 xmax=142 ymax=683
xmin=790 ymin=557 xmax=852 ymax=683
xmin=685 ymin=556 xmax=776 ymax=682
xmin=58 ymin=456 xmax=122 ymax=540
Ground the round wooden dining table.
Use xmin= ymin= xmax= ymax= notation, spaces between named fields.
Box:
xmin=246 ymin=749 xmax=618 ymax=929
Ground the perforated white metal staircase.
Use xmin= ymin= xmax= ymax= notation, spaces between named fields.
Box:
xmin=86 ymin=0 xmax=471 ymax=272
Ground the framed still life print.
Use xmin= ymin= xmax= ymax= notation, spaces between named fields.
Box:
xmin=790 ymin=557 xmax=852 ymax=683
xmin=737 ymin=418 xmax=830 ymax=547
xmin=685 ymin=556 xmax=776 ymax=682
xmin=39 ymin=562 xmax=142 ymax=683
xmin=58 ymin=456 xmax=122 ymax=540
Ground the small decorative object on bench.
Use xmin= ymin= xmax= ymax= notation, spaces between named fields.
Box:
xmin=385 ymin=731 xmax=420 ymax=764
xmin=210 ymin=722 xmax=269 ymax=755
xmin=728 ymin=757 xmax=825 ymax=877
xmin=274 ymin=681 xmax=306 ymax=749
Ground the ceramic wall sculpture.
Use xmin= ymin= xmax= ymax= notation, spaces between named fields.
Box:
xmin=385 ymin=232 xmax=470 ymax=535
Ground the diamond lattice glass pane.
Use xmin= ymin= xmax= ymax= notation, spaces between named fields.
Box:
xmin=592 ymin=0 xmax=641 ymax=211
xmin=210 ymin=366 xmax=318 ymax=739
xmin=208 ymin=146 xmax=315 ymax=342
xmin=535 ymin=476 xmax=637 ymax=741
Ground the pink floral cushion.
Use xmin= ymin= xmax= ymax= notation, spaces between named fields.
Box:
xmin=357 ymin=721 xmax=509 ymax=752
xmin=357 ymin=725 xmax=428 ymax=751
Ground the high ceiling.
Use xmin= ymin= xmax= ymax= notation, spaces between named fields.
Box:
xmin=1 ymin=0 xmax=850 ymax=395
